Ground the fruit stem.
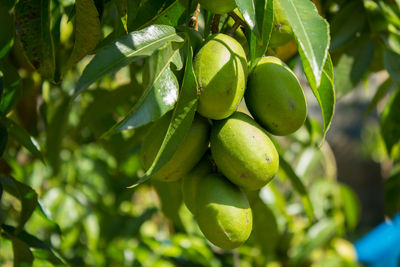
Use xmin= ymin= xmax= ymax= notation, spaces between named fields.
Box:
xmin=189 ymin=3 xmax=201 ymax=31
xmin=228 ymin=11 xmax=246 ymax=27
xmin=211 ymin=14 xmax=221 ymax=34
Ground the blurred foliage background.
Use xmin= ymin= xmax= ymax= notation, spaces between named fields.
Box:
xmin=1 ymin=0 xmax=400 ymax=266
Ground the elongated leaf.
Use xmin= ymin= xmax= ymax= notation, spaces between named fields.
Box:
xmin=279 ymin=155 xmax=314 ymax=221
xmin=150 ymin=0 xmax=187 ymax=27
xmin=334 ymin=36 xmax=374 ymax=98
xmin=0 ymin=2 xmax=14 ymax=59
xmin=130 ymin=42 xmax=198 ymax=187
xmin=243 ymin=0 xmax=274 ymax=68
xmin=278 ymin=0 xmax=329 ymax=86
xmin=115 ymin=0 xmax=128 ymax=33
xmin=0 ymin=62 xmax=21 ymax=115
xmin=2 ymin=224 xmax=65 ymax=265
xmin=66 ymin=0 xmax=101 ymax=69
xmin=384 ymin=48 xmax=400 ymax=85
xmin=15 ymin=0 xmax=55 ymax=80
xmin=0 ymin=122 xmax=7 ymax=157
xmin=235 ymin=0 xmax=271 ymax=38
xmin=365 ymin=77 xmax=393 ymax=115
xmin=75 ymin=24 xmax=184 ymax=96
xmin=10 ymin=234 xmax=34 ymax=267
xmin=105 ymin=41 xmax=183 ymax=136
xmin=127 ymin=0 xmax=175 ymax=31
xmin=0 ymin=176 xmax=38 ymax=232
xmin=380 ymin=89 xmax=400 ymax=156
xmin=304 ymin=53 xmax=335 ymax=142
xmin=0 ymin=117 xmax=43 ymax=161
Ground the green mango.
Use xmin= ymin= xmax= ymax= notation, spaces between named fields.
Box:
xmin=141 ymin=114 xmax=210 ymax=182
xmin=181 ymin=156 xmax=213 ymax=214
xmin=195 ymin=173 xmax=252 ymax=249
xmin=199 ymin=0 xmax=236 ymax=14
xmin=245 ymin=56 xmax=307 ymax=136
xmin=210 ymin=112 xmax=279 ymax=190
xmin=269 ymin=0 xmax=294 ymax=48
xmin=194 ymin=33 xmax=247 ymax=120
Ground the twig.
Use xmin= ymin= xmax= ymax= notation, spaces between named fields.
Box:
xmin=228 ymin=11 xmax=246 ymax=26
xmin=228 ymin=20 xmax=241 ymax=36
xmin=189 ymin=3 xmax=201 ymax=31
xmin=211 ymin=14 xmax=221 ymax=34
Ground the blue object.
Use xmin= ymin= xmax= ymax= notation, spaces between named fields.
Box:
xmin=354 ymin=213 xmax=400 ymax=267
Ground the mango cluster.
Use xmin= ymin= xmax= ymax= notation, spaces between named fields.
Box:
xmin=141 ymin=31 xmax=306 ymax=249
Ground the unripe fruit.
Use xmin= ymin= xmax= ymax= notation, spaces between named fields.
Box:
xmin=245 ymin=56 xmax=307 ymax=136
xmin=194 ymin=33 xmax=247 ymax=120
xmin=141 ymin=113 xmax=210 ymax=182
xmin=195 ymin=173 xmax=252 ymax=249
xmin=269 ymin=0 xmax=294 ymax=48
xmin=210 ymin=112 xmax=279 ymax=190
xmin=181 ymin=156 xmax=213 ymax=214
xmin=199 ymin=0 xmax=236 ymax=14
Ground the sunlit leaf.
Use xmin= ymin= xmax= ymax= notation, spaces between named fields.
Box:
xmin=339 ymin=184 xmax=360 ymax=231
xmin=105 ymin=41 xmax=183 ymax=136
xmin=278 ymin=0 xmax=329 ymax=86
xmin=130 ymin=41 xmax=197 ymax=187
xmin=305 ymin=53 xmax=335 ymax=143
xmin=75 ymin=24 xmax=184 ymax=96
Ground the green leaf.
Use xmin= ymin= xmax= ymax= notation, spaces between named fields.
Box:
xmin=246 ymin=190 xmax=279 ymax=254
xmin=0 ymin=176 xmax=38 ymax=232
xmin=305 ymin=53 xmax=335 ymax=143
xmin=15 ymin=0 xmax=55 ymax=81
xmin=0 ymin=2 xmax=14 ymax=59
xmin=278 ymin=0 xmax=329 ymax=86
xmin=75 ymin=24 xmax=184 ymax=96
xmin=0 ymin=58 xmax=22 ymax=115
xmin=2 ymin=224 xmax=65 ymax=266
xmin=291 ymin=219 xmax=337 ymax=265
xmin=115 ymin=0 xmax=128 ymax=33
xmin=0 ymin=117 xmax=43 ymax=161
xmin=130 ymin=41 xmax=197 ymax=187
xmin=235 ymin=0 xmax=272 ymax=38
xmin=384 ymin=48 xmax=400 ymax=85
xmin=384 ymin=170 xmax=400 ymax=217
xmin=147 ymin=0 xmax=187 ymax=27
xmin=105 ymin=41 xmax=183 ymax=136
xmin=339 ymin=184 xmax=360 ymax=231
xmin=10 ymin=234 xmax=34 ymax=267
xmin=334 ymin=36 xmax=374 ymax=98
xmin=330 ymin=1 xmax=367 ymax=51
xmin=380 ymin=89 xmax=400 ymax=156
xmin=0 ymin=121 xmax=7 ymax=157
xmin=127 ymin=0 xmax=175 ymax=31
xmin=279 ymin=155 xmax=314 ymax=222
xmin=66 ymin=0 xmax=101 ymax=70
xmin=365 ymin=77 xmax=393 ymax=116
xmin=242 ymin=0 xmax=274 ymax=68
